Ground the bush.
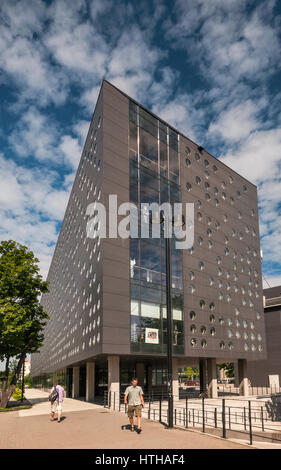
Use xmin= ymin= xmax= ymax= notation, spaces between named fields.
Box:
xmin=0 ymin=405 xmax=31 ymax=412
xmin=12 ymin=387 xmax=24 ymax=401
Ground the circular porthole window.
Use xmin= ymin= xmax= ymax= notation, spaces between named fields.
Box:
xmin=190 ymin=284 xmax=196 ymax=294
xmin=190 ymin=311 xmax=196 ymax=320
xmin=198 ymin=261 xmax=205 ymax=271
xmin=190 ymin=324 xmax=196 ymax=333
xmin=200 ymin=299 xmax=206 ymax=309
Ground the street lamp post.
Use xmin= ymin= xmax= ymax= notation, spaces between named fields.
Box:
xmin=165 ymin=232 xmax=174 ymax=428
xmin=21 ymin=356 xmax=25 ymax=402
xmin=153 ymin=211 xmax=185 ymax=429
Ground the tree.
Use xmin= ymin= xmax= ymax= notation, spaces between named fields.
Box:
xmin=0 ymin=240 xmax=49 ymax=408
xmin=183 ymin=367 xmax=199 ymax=380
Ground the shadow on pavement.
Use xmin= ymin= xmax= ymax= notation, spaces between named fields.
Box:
xmin=28 ymin=397 xmax=49 ymax=405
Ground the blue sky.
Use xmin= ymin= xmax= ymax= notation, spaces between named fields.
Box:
xmin=0 ymin=0 xmax=281 ymax=288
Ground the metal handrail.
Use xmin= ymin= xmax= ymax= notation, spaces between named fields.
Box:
xmin=104 ymin=390 xmax=281 ymax=445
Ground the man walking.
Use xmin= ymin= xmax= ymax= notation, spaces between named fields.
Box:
xmin=124 ymin=377 xmax=145 ymax=434
xmin=49 ymin=379 xmax=65 ymax=423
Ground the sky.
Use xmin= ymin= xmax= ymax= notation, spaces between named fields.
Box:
xmin=0 ymin=0 xmax=281 ymax=289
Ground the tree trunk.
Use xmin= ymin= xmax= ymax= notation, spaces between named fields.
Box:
xmin=0 ymin=356 xmax=10 ymax=408
xmin=2 ymin=356 xmax=10 ymax=391
xmin=0 ymin=352 xmax=26 ymax=408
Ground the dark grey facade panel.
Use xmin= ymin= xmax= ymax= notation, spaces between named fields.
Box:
xmin=248 ymin=307 xmax=281 ymax=384
xmin=31 ymin=80 xmax=266 ymax=377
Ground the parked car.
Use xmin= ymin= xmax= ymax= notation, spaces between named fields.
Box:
xmin=184 ymin=380 xmax=200 ymax=386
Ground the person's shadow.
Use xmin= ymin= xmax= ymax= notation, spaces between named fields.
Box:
xmin=121 ymin=424 xmax=135 ymax=431
xmin=52 ymin=416 xmax=67 ymax=422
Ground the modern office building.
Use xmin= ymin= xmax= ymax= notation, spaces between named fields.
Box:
xmin=247 ymin=286 xmax=281 ymax=387
xmin=31 ymin=80 xmax=266 ymax=401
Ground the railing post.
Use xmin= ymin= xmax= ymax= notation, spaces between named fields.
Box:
xmin=261 ymin=406 xmax=264 ymax=432
xmin=185 ymin=397 xmax=188 ymax=428
xmin=248 ymin=401 xmax=253 ymax=445
xmin=148 ymin=397 xmax=151 ymax=419
xmin=175 ymin=408 xmax=177 ymax=425
xmin=214 ymin=407 xmax=217 ymax=428
xmin=193 ymin=408 xmax=195 ymax=427
xmin=114 ymin=391 xmax=116 ymax=410
xmin=228 ymin=407 xmax=231 ymax=430
xmin=202 ymin=397 xmax=205 ymax=432
xmin=222 ymin=399 xmax=226 ymax=438
xmin=159 ymin=397 xmax=162 ymax=422
xmin=244 ymin=406 xmax=247 ymax=430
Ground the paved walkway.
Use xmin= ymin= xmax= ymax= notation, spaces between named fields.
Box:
xmin=18 ymin=388 xmax=102 ymax=417
xmin=0 ymin=389 xmax=250 ymax=449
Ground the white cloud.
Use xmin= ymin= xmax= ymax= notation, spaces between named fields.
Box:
xmin=0 ymin=25 xmax=67 ymax=106
xmin=10 ymin=107 xmax=83 ymax=169
xmin=263 ymin=274 xmax=281 ymax=289
xmin=220 ymin=128 xmax=281 ymax=183
xmin=72 ymin=119 xmax=90 ymax=143
xmin=0 ymin=0 xmax=280 ymax=286
xmin=165 ymin=0 xmax=281 ymax=88
xmin=209 ymin=99 xmax=266 ymax=143
xmin=0 ymin=153 xmax=73 ymax=278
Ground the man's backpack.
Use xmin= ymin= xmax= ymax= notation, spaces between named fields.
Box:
xmin=48 ymin=385 xmax=59 ymax=404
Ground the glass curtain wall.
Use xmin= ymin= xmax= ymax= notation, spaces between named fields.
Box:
xmin=32 ymin=369 xmax=67 ymax=391
xmin=129 ymin=100 xmax=184 ymax=355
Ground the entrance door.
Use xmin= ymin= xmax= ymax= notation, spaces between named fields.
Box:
xmin=95 ymin=364 xmax=108 ymax=397
xmin=79 ymin=365 xmax=86 ymax=398
xmin=67 ymin=368 xmax=73 ymax=398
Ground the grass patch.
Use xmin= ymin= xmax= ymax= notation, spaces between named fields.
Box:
xmin=0 ymin=405 xmax=32 ymax=412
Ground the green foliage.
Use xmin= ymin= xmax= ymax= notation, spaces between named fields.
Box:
xmin=183 ymin=367 xmax=199 ymax=379
xmin=12 ymin=387 xmax=24 ymax=401
xmin=0 ymin=240 xmax=49 ymax=360
xmin=0 ymin=405 xmax=31 ymax=412
xmin=218 ymin=363 xmax=234 ymax=378
xmin=0 ymin=240 xmax=49 ymax=407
